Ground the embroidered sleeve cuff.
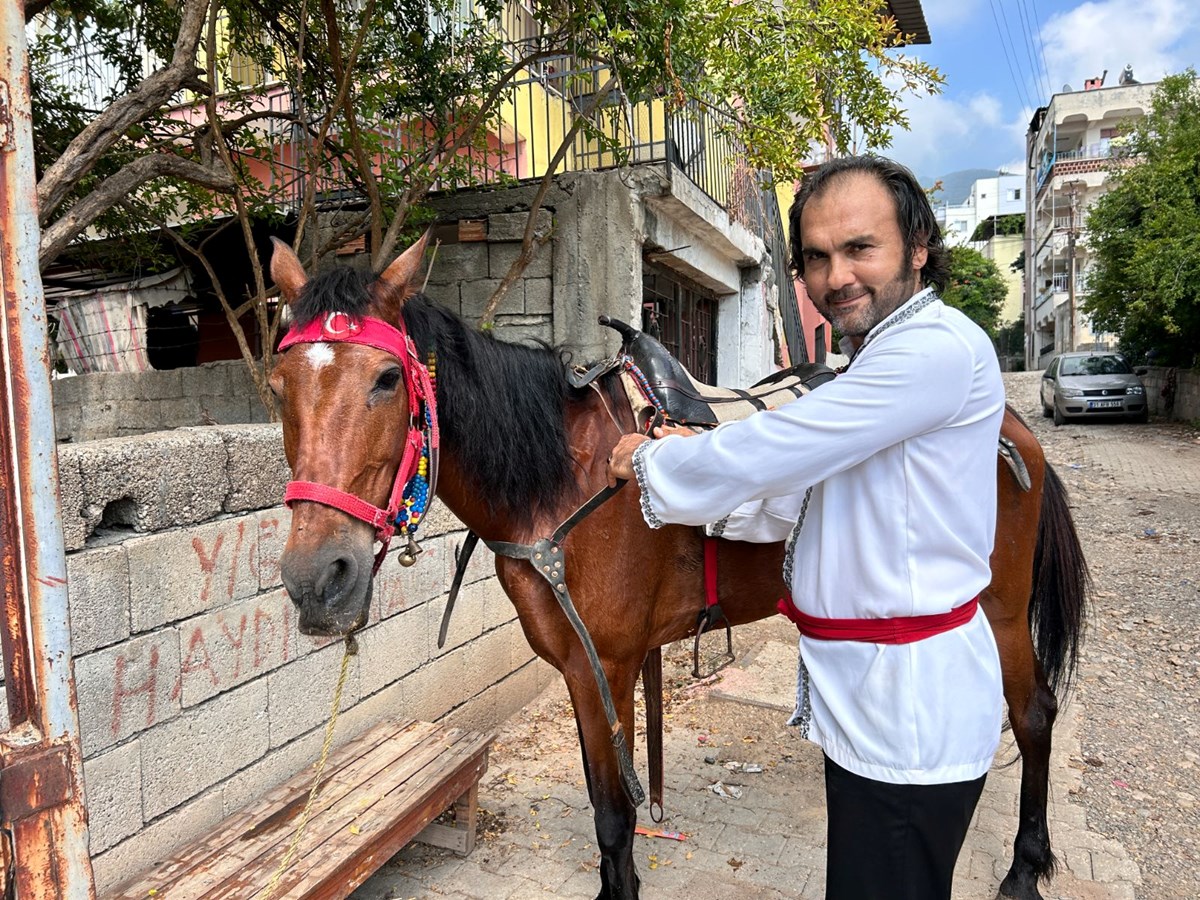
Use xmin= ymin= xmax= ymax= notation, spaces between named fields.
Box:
xmin=632 ymin=440 xmax=666 ymax=529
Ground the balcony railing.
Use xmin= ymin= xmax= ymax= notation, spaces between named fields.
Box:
xmin=1035 ymin=140 xmax=1126 ymax=191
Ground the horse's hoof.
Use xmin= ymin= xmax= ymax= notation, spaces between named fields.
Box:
xmin=998 ymin=870 xmax=1044 ymax=900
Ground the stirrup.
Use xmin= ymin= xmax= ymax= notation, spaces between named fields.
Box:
xmin=692 ymin=604 xmax=735 ymax=679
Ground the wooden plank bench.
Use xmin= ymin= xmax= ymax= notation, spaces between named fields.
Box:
xmin=105 ymin=720 xmax=493 ymax=900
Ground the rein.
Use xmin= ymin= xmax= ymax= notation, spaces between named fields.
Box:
xmin=279 ymin=312 xmax=439 ymax=573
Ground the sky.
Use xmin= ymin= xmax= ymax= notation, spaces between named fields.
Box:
xmin=880 ymin=0 xmax=1200 ymax=187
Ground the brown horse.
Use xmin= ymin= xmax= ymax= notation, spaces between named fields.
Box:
xmin=269 ymin=236 xmax=1088 ymax=900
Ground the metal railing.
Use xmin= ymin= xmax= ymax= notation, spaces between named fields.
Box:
xmin=1035 ymin=140 xmax=1127 ymax=191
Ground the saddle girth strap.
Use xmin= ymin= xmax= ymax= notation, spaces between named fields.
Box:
xmin=641 ymin=647 xmax=664 ymax=823
xmin=482 ymin=481 xmax=646 ymax=807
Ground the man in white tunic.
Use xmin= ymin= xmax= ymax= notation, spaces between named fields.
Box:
xmin=609 ymin=156 xmax=1005 ymax=899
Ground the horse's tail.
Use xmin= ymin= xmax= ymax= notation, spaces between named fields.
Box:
xmin=1029 ymin=462 xmax=1091 ymax=696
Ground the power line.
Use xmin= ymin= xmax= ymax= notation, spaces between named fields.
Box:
xmin=1028 ymin=0 xmax=1056 ymax=97
xmin=995 ymin=0 xmax=1039 ymax=109
xmin=987 ymin=0 xmax=1034 ymax=112
xmin=1015 ymin=0 xmax=1051 ymax=101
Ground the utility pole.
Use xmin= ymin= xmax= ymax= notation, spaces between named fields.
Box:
xmin=1066 ymin=187 xmax=1078 ymax=352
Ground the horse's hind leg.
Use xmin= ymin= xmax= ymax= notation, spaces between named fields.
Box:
xmin=564 ymin=664 xmax=642 ymax=900
xmin=994 ymin=617 xmax=1059 ymax=900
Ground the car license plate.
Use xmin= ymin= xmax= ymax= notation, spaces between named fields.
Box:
xmin=1089 ymin=400 xmax=1121 ymax=409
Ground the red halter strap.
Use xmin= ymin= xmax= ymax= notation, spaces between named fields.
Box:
xmin=279 ymin=311 xmax=438 ymax=573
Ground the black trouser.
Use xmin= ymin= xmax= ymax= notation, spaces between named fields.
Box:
xmin=824 ymin=754 xmax=986 ymax=900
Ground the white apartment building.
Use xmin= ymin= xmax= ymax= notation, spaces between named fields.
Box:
xmin=1025 ymin=67 xmax=1156 ymax=369
xmin=936 ymin=173 xmax=1025 ymax=246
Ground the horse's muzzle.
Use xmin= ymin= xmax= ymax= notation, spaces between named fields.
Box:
xmin=280 ymin=541 xmax=374 ymax=636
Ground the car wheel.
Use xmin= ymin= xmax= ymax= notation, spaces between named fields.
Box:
xmin=1131 ymin=409 xmax=1149 ymax=424
xmin=1042 ymin=402 xmax=1053 ymax=418
xmin=1053 ymin=404 xmax=1067 ymax=426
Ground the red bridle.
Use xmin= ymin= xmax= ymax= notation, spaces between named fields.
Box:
xmin=278 ymin=311 xmax=438 ymax=573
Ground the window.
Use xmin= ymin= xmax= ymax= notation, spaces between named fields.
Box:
xmin=1100 ymin=128 xmax=1118 ymax=140
xmin=1006 ymin=189 xmax=1021 ymax=201
xmin=642 ymin=263 xmax=718 ymax=383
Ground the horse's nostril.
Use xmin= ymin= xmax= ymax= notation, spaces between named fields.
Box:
xmin=316 ymin=555 xmax=357 ymax=605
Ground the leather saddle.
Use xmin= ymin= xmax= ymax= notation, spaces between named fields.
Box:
xmin=595 ymin=316 xmax=836 ymax=429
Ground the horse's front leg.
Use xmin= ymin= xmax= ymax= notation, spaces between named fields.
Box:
xmin=563 ymin=661 xmax=642 ymax=900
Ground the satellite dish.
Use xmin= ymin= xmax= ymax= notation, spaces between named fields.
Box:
xmin=1062 ymin=84 xmax=1072 ymax=92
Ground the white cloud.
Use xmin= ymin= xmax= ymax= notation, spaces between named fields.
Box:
xmin=1040 ymin=0 xmax=1200 ymax=91
xmin=918 ymin=0 xmax=988 ymax=34
xmin=879 ymin=87 xmax=1030 ymax=182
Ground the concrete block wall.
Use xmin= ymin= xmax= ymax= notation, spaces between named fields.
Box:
xmin=420 ymin=210 xmax=556 ymax=347
xmin=52 ymin=361 xmax=270 ymax=443
xmin=48 ymin=425 xmax=550 ymax=892
xmin=1140 ymin=366 xmax=1200 ymax=421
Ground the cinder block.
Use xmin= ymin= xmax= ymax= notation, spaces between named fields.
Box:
xmin=52 ymin=374 xmax=82 ymax=405
xmin=267 ymin=642 xmax=361 ymax=747
xmin=494 ymin=317 xmax=553 ymax=346
xmin=75 ymin=630 xmax=182 ymax=757
xmin=138 ymin=369 xmax=184 ymax=401
xmin=421 ymin=281 xmax=460 ymax=313
xmin=109 ymin=400 xmax=166 ymax=435
xmin=67 ymin=544 xmax=131 ymax=655
xmin=67 ymin=429 xmax=229 ymax=539
xmin=417 ymin=504 xmax=466 ymax=539
xmin=180 ymin=362 xmax=233 ymax=399
xmin=56 ymin=448 xmax=88 ymax=551
xmin=523 ymin=277 xmax=553 ymax=315
xmin=337 ymin=680 xmax=406 ymax=742
xmin=479 ymin=577 xmax=520 ymax=635
xmin=83 ymin=740 xmax=143 ymax=854
xmin=78 ymin=401 xmax=123 ymax=442
xmin=220 ymin=726 xmax=326 ymax=816
xmin=463 ymin=618 xmax=526 ymax=687
xmin=157 ymin=396 xmax=205 ymax=429
xmin=54 ymin=403 xmax=82 ymax=443
xmin=489 ymin=242 xmax=552 ymax=279
xmin=426 ymin=242 xmax=489 ymax=285
xmin=140 ymin=680 xmax=269 ymax=819
xmin=212 ymin=424 xmax=288 ymax=514
xmin=459 ymin=278 xmax=506 ymax=320
xmin=90 ymin=790 xmax=225 ymax=895
xmin=444 ymin=659 xmax=544 ymax=733
xmin=357 ymin=603 xmax=432 ymax=697
xmin=463 ymin=539 xmax=495 ymax=586
xmin=127 ymin=514 xmax=262 ymax=632
xmin=176 ymin=590 xmax=299 ymax=707
xmin=374 ymin=535 xmax=448 ymax=620
xmin=255 ymin=507 xmax=291 ymax=590
xmin=487 ymin=210 xmax=552 ymax=242
xmin=398 ymin=650 xmax=471 ymax=723
xmin=198 ymin=395 xmax=251 ymax=427
xmin=428 ymin=583 xmax=486 ymax=656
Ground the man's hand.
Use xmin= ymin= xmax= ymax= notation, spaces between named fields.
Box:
xmin=606 ymin=422 xmax=701 ymax=488
xmin=607 ymin=433 xmax=649 ymax=487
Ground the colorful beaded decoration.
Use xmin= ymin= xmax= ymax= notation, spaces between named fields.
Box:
xmin=396 ymin=353 xmax=436 ymax=537
xmin=621 ymin=356 xmax=665 ymax=413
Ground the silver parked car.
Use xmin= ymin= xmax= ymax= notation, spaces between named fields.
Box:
xmin=1041 ymin=352 xmax=1148 ymax=426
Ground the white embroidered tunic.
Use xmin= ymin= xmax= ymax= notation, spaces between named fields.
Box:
xmin=633 ymin=289 xmax=1005 ymax=784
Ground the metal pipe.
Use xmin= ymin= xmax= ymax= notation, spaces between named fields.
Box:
xmin=0 ymin=0 xmax=97 ymax=894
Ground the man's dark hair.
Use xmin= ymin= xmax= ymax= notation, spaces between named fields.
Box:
xmin=787 ymin=155 xmax=949 ymax=293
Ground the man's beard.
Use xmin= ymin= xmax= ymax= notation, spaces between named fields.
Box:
xmin=816 ymin=264 xmax=921 ymax=338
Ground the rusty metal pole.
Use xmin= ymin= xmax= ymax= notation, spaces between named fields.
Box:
xmin=0 ymin=2 xmax=98 ymax=896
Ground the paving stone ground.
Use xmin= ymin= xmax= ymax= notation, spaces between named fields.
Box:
xmin=353 ymin=373 xmax=1173 ymax=899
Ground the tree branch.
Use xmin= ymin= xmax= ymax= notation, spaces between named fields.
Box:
xmin=38 ymin=153 xmax=235 ymax=270
xmin=36 ymin=0 xmax=213 ymax=227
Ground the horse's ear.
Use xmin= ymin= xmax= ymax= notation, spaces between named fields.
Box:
xmin=270 ymin=237 xmax=308 ymax=304
xmin=374 ymin=231 xmax=431 ymax=316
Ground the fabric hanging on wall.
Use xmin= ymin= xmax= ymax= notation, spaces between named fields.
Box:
xmin=55 ymin=291 xmax=151 ymax=374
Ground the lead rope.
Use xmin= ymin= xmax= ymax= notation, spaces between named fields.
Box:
xmin=260 ymin=635 xmax=358 ymax=900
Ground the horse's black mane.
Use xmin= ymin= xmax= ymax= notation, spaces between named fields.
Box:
xmin=291 ymin=267 xmax=583 ymax=517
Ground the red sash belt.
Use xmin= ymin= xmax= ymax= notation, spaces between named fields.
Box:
xmin=776 ymin=595 xmax=979 ymax=644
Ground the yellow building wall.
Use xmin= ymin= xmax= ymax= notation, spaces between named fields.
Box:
xmin=981 ymin=233 xmax=1024 ymax=325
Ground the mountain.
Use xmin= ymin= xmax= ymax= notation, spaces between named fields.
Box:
xmin=930 ymin=168 xmax=1002 ymax=205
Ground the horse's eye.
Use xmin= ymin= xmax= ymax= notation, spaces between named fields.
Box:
xmin=269 ymin=372 xmax=284 ymax=398
xmin=373 ymin=368 xmax=402 ymax=393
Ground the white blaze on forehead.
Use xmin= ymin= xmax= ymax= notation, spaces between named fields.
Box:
xmin=305 ymin=343 xmax=336 ymax=370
